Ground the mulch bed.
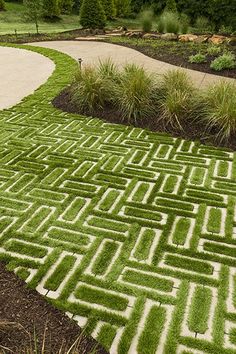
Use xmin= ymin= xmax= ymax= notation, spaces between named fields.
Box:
xmin=0 ymin=262 xmax=108 ymax=354
xmin=53 ymin=87 xmax=236 ymax=151
xmin=103 ymin=38 xmax=236 ymax=79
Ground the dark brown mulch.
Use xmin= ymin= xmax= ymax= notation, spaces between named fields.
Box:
xmin=53 ymin=87 xmax=236 ymax=151
xmin=0 ymin=262 xmax=108 ymax=354
xmin=102 ymin=39 xmax=236 ymax=79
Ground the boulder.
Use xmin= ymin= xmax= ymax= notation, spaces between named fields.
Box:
xmin=143 ymin=33 xmax=161 ymax=40
xmin=112 ymin=26 xmax=125 ymax=33
xmin=161 ymin=33 xmax=178 ymax=41
xmin=193 ymin=35 xmax=210 ymax=43
xmin=228 ymin=36 xmax=236 ymax=46
xmin=126 ymin=31 xmax=143 ymax=38
xmin=208 ymin=35 xmax=227 ymax=45
xmin=179 ymin=34 xmax=198 ymax=42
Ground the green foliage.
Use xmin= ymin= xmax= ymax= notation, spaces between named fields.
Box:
xmin=202 ymin=81 xmax=236 ymax=142
xmin=161 ymin=11 xmax=180 ymax=34
xmin=140 ymin=9 xmax=153 ymax=32
xmin=23 ymin=0 xmax=43 ymax=33
xmin=157 ymin=15 xmax=165 ymax=33
xmin=101 ymin=0 xmax=116 ymax=19
xmin=188 ymin=53 xmax=207 ymax=64
xmin=0 ymin=0 xmax=6 ymax=11
xmin=158 ymin=69 xmax=196 ymax=129
xmin=71 ymin=65 xmax=112 ymax=114
xmin=207 ymin=45 xmax=222 ymax=56
xmin=210 ymin=52 xmax=236 ymax=71
xmin=179 ymin=13 xmax=189 ymax=34
xmin=194 ymin=16 xmax=212 ymax=33
xmin=114 ymin=64 xmax=157 ymax=123
xmin=80 ymin=0 xmax=106 ymax=29
xmin=114 ymin=0 xmax=131 ymax=18
xmin=97 ymin=58 xmax=120 ymax=82
xmin=42 ymin=0 xmax=60 ymax=18
xmin=165 ymin=0 xmax=177 ymax=13
xmin=59 ymin=0 xmax=74 ymax=14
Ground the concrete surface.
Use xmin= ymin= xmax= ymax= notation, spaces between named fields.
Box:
xmin=0 ymin=46 xmax=55 ymax=110
xmin=30 ymin=40 xmax=235 ymax=89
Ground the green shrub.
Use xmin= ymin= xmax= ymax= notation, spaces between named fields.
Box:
xmin=218 ymin=25 xmax=233 ymax=35
xmin=189 ymin=53 xmax=207 ymax=64
xmin=114 ymin=0 xmax=131 ymax=17
xmin=202 ymin=81 xmax=236 ymax=141
xmin=165 ymin=0 xmax=177 ymax=13
xmin=59 ymin=0 xmax=74 ymax=14
xmin=71 ymin=65 xmax=112 ymax=113
xmin=207 ymin=45 xmax=222 ymax=56
xmin=80 ymin=0 xmax=106 ymax=29
xmin=141 ymin=9 xmax=153 ymax=32
xmin=101 ymin=0 xmax=116 ymax=19
xmin=114 ymin=64 xmax=157 ymax=123
xmin=0 ymin=0 xmax=5 ymax=11
xmin=42 ymin=0 xmax=60 ymax=18
xmin=162 ymin=11 xmax=180 ymax=34
xmin=158 ymin=70 xmax=197 ymax=129
xmin=195 ymin=16 xmax=211 ymax=33
xmin=210 ymin=52 xmax=236 ymax=71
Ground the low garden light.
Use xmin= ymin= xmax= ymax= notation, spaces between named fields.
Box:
xmin=78 ymin=58 xmax=83 ymax=69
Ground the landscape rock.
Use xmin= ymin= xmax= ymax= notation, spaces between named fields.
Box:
xmin=228 ymin=36 xmax=236 ymax=46
xmin=142 ymin=33 xmax=161 ymax=39
xmin=193 ymin=35 xmax=210 ymax=43
xmin=126 ymin=31 xmax=143 ymax=38
xmin=161 ymin=33 xmax=178 ymax=41
xmin=179 ymin=34 xmax=198 ymax=42
xmin=112 ymin=26 xmax=125 ymax=33
xmin=208 ymin=35 xmax=227 ymax=45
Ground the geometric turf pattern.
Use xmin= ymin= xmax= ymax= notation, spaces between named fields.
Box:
xmin=1 ymin=44 xmax=236 ymax=354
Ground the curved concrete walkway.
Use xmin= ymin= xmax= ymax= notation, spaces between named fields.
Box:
xmin=0 ymin=46 xmax=55 ymax=110
xmin=30 ymin=40 xmax=235 ymax=89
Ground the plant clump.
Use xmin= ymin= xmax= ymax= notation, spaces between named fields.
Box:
xmin=210 ymin=52 xmax=236 ymax=71
xmin=80 ymin=0 xmax=106 ymax=29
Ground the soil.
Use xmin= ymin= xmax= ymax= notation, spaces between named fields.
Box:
xmin=103 ymin=38 xmax=236 ymax=79
xmin=0 ymin=262 xmax=108 ymax=354
xmin=53 ymin=87 xmax=236 ymax=151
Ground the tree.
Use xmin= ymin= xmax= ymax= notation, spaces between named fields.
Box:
xmin=101 ymin=0 xmax=116 ymax=19
xmin=0 ymin=0 xmax=6 ymax=11
xmin=42 ymin=0 xmax=60 ymax=18
xmin=165 ymin=0 xmax=177 ymax=12
xmin=115 ymin=0 xmax=131 ymax=17
xmin=59 ymin=0 xmax=74 ymax=14
xmin=80 ymin=0 xmax=106 ymax=28
xmin=73 ymin=0 xmax=81 ymax=13
xmin=23 ymin=0 xmax=43 ymax=33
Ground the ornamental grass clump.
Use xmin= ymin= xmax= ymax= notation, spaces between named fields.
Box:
xmin=71 ymin=65 xmax=113 ymax=114
xmin=157 ymin=69 xmax=197 ymax=129
xmin=114 ymin=64 xmax=158 ymax=123
xmin=141 ymin=9 xmax=153 ymax=33
xmin=162 ymin=11 xmax=180 ymax=34
xmin=202 ymin=81 xmax=236 ymax=142
xmin=97 ymin=58 xmax=120 ymax=83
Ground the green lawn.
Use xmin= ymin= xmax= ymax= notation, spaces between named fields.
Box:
xmin=0 ymin=2 xmax=141 ymax=34
xmin=0 ymin=2 xmax=80 ymax=34
xmin=1 ymin=43 xmax=236 ymax=354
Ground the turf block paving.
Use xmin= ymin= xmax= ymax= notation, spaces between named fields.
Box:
xmin=0 ymin=43 xmax=236 ymax=353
